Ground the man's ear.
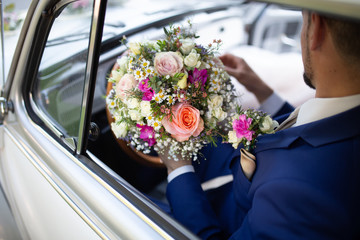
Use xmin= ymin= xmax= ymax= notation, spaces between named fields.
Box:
xmin=309 ymin=13 xmax=326 ymax=50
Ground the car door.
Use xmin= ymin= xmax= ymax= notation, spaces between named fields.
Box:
xmin=0 ymin=0 xmax=197 ymax=239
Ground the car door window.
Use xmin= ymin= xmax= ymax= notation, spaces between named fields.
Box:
xmin=33 ymin=0 xmax=93 ymax=143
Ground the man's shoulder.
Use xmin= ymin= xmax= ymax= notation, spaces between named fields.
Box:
xmin=256 ymin=104 xmax=360 ymax=153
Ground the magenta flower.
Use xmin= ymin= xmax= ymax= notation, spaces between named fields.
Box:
xmin=188 ymin=68 xmax=208 ymax=90
xmin=233 ymin=114 xmax=254 ymax=141
xmin=136 ymin=124 xmax=156 ymax=146
xmin=138 ymin=78 xmax=155 ymax=101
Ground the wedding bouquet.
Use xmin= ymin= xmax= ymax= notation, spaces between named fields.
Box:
xmin=106 ymin=22 xmax=237 ymax=161
xmin=227 ymin=107 xmax=279 ymax=151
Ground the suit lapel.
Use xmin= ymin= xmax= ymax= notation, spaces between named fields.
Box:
xmin=254 ymin=105 xmax=360 ymax=153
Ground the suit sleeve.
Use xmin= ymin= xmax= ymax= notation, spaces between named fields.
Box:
xmin=166 ymin=172 xmax=227 ymax=239
xmin=274 ymin=101 xmax=294 ymax=118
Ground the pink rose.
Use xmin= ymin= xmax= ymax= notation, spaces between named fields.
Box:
xmin=233 ymin=114 xmax=254 ymax=141
xmin=154 ymin=52 xmax=183 ymax=76
xmin=115 ymin=74 xmax=137 ymax=100
xmin=162 ymin=103 xmax=204 ymax=142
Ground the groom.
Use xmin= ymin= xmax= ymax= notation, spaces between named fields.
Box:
xmin=159 ymin=10 xmax=360 ymax=239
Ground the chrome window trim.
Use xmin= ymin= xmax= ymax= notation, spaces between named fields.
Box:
xmin=76 ymin=0 xmax=106 ymax=155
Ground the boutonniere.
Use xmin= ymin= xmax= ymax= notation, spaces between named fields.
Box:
xmin=227 ymin=107 xmax=279 ymax=151
xmin=227 ymin=106 xmax=279 ymax=180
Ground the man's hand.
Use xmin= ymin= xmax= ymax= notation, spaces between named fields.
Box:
xmin=220 ymin=53 xmax=273 ymax=103
xmin=157 ymin=148 xmax=192 ymax=175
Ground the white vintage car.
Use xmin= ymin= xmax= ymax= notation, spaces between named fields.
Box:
xmin=0 ymin=0 xmax=358 ymax=239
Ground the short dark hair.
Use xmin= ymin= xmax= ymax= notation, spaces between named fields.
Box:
xmin=323 ymin=16 xmax=360 ymax=64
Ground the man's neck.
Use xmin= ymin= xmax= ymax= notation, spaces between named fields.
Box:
xmin=314 ymin=58 xmax=360 ymax=98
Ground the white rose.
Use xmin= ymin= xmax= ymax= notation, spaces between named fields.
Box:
xmin=212 ymin=108 xmax=227 ymax=122
xmin=260 ymin=115 xmax=279 ymax=133
xmin=228 ymin=130 xmax=241 ymax=149
xmin=111 ymin=122 xmax=128 ymax=138
xmin=140 ymin=101 xmax=152 ymax=117
xmin=129 ymin=42 xmax=141 ymax=55
xmin=208 ymin=94 xmax=223 ymax=108
xmin=128 ymin=109 xmax=142 ymax=121
xmin=117 ymin=56 xmax=129 ymax=72
xmin=111 ymin=69 xmax=123 ymax=83
xmin=184 ymin=49 xmax=201 ymax=68
xmin=125 ymin=98 xmax=140 ymax=109
xmin=180 ymin=38 xmax=195 ymax=55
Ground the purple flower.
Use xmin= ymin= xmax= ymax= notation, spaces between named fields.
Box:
xmin=233 ymin=114 xmax=254 ymax=141
xmin=136 ymin=124 xmax=156 ymax=147
xmin=188 ymin=68 xmax=208 ymax=90
xmin=138 ymin=78 xmax=155 ymax=101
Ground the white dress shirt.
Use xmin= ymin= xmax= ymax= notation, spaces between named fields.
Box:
xmin=294 ymin=93 xmax=360 ymax=126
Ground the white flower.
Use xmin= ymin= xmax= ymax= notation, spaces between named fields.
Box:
xmin=212 ymin=108 xmax=227 ymax=122
xmin=146 ymin=115 xmax=155 ymax=123
xmin=128 ymin=109 xmax=142 ymax=121
xmin=180 ymin=38 xmax=195 ymax=55
xmin=111 ymin=69 xmax=123 ymax=83
xmin=205 ymin=114 xmax=217 ymax=129
xmin=184 ymin=49 xmax=201 ymax=68
xmin=154 ymin=89 xmax=166 ymax=103
xmin=117 ymin=56 xmax=129 ymax=72
xmin=134 ymin=67 xmax=144 ymax=80
xmin=208 ymin=94 xmax=223 ymax=108
xmin=129 ymin=42 xmax=141 ymax=55
xmin=141 ymin=59 xmax=150 ymax=69
xmin=228 ymin=130 xmax=241 ymax=149
xmin=106 ymin=96 xmax=116 ymax=109
xmin=140 ymin=101 xmax=152 ymax=117
xmin=152 ymin=119 xmax=162 ymax=131
xmin=205 ymin=109 xmax=212 ymax=120
xmin=125 ymin=98 xmax=140 ymax=109
xmin=111 ymin=122 xmax=128 ymax=138
xmin=260 ymin=115 xmax=279 ymax=133
xmin=166 ymin=95 xmax=175 ymax=105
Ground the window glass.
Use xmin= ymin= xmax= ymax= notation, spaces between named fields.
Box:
xmin=2 ymin=0 xmax=31 ymax=80
xmin=34 ymin=0 xmax=93 ymax=138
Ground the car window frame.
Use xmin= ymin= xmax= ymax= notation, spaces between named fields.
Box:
xmin=21 ymin=0 xmax=105 ymax=155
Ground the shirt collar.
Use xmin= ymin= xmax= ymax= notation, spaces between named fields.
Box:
xmin=294 ymin=93 xmax=360 ymax=126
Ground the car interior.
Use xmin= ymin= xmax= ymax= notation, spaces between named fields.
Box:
xmin=32 ymin=0 xmax=313 ymax=202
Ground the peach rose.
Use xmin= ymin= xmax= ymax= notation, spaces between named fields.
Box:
xmin=162 ymin=102 xmax=204 ymax=142
xmin=154 ymin=51 xmax=183 ymax=76
xmin=115 ymin=73 xmax=137 ymax=100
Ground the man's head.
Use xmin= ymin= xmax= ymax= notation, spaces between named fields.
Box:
xmin=301 ymin=11 xmax=360 ymax=95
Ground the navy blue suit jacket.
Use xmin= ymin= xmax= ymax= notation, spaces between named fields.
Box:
xmin=166 ymin=103 xmax=360 ymax=239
